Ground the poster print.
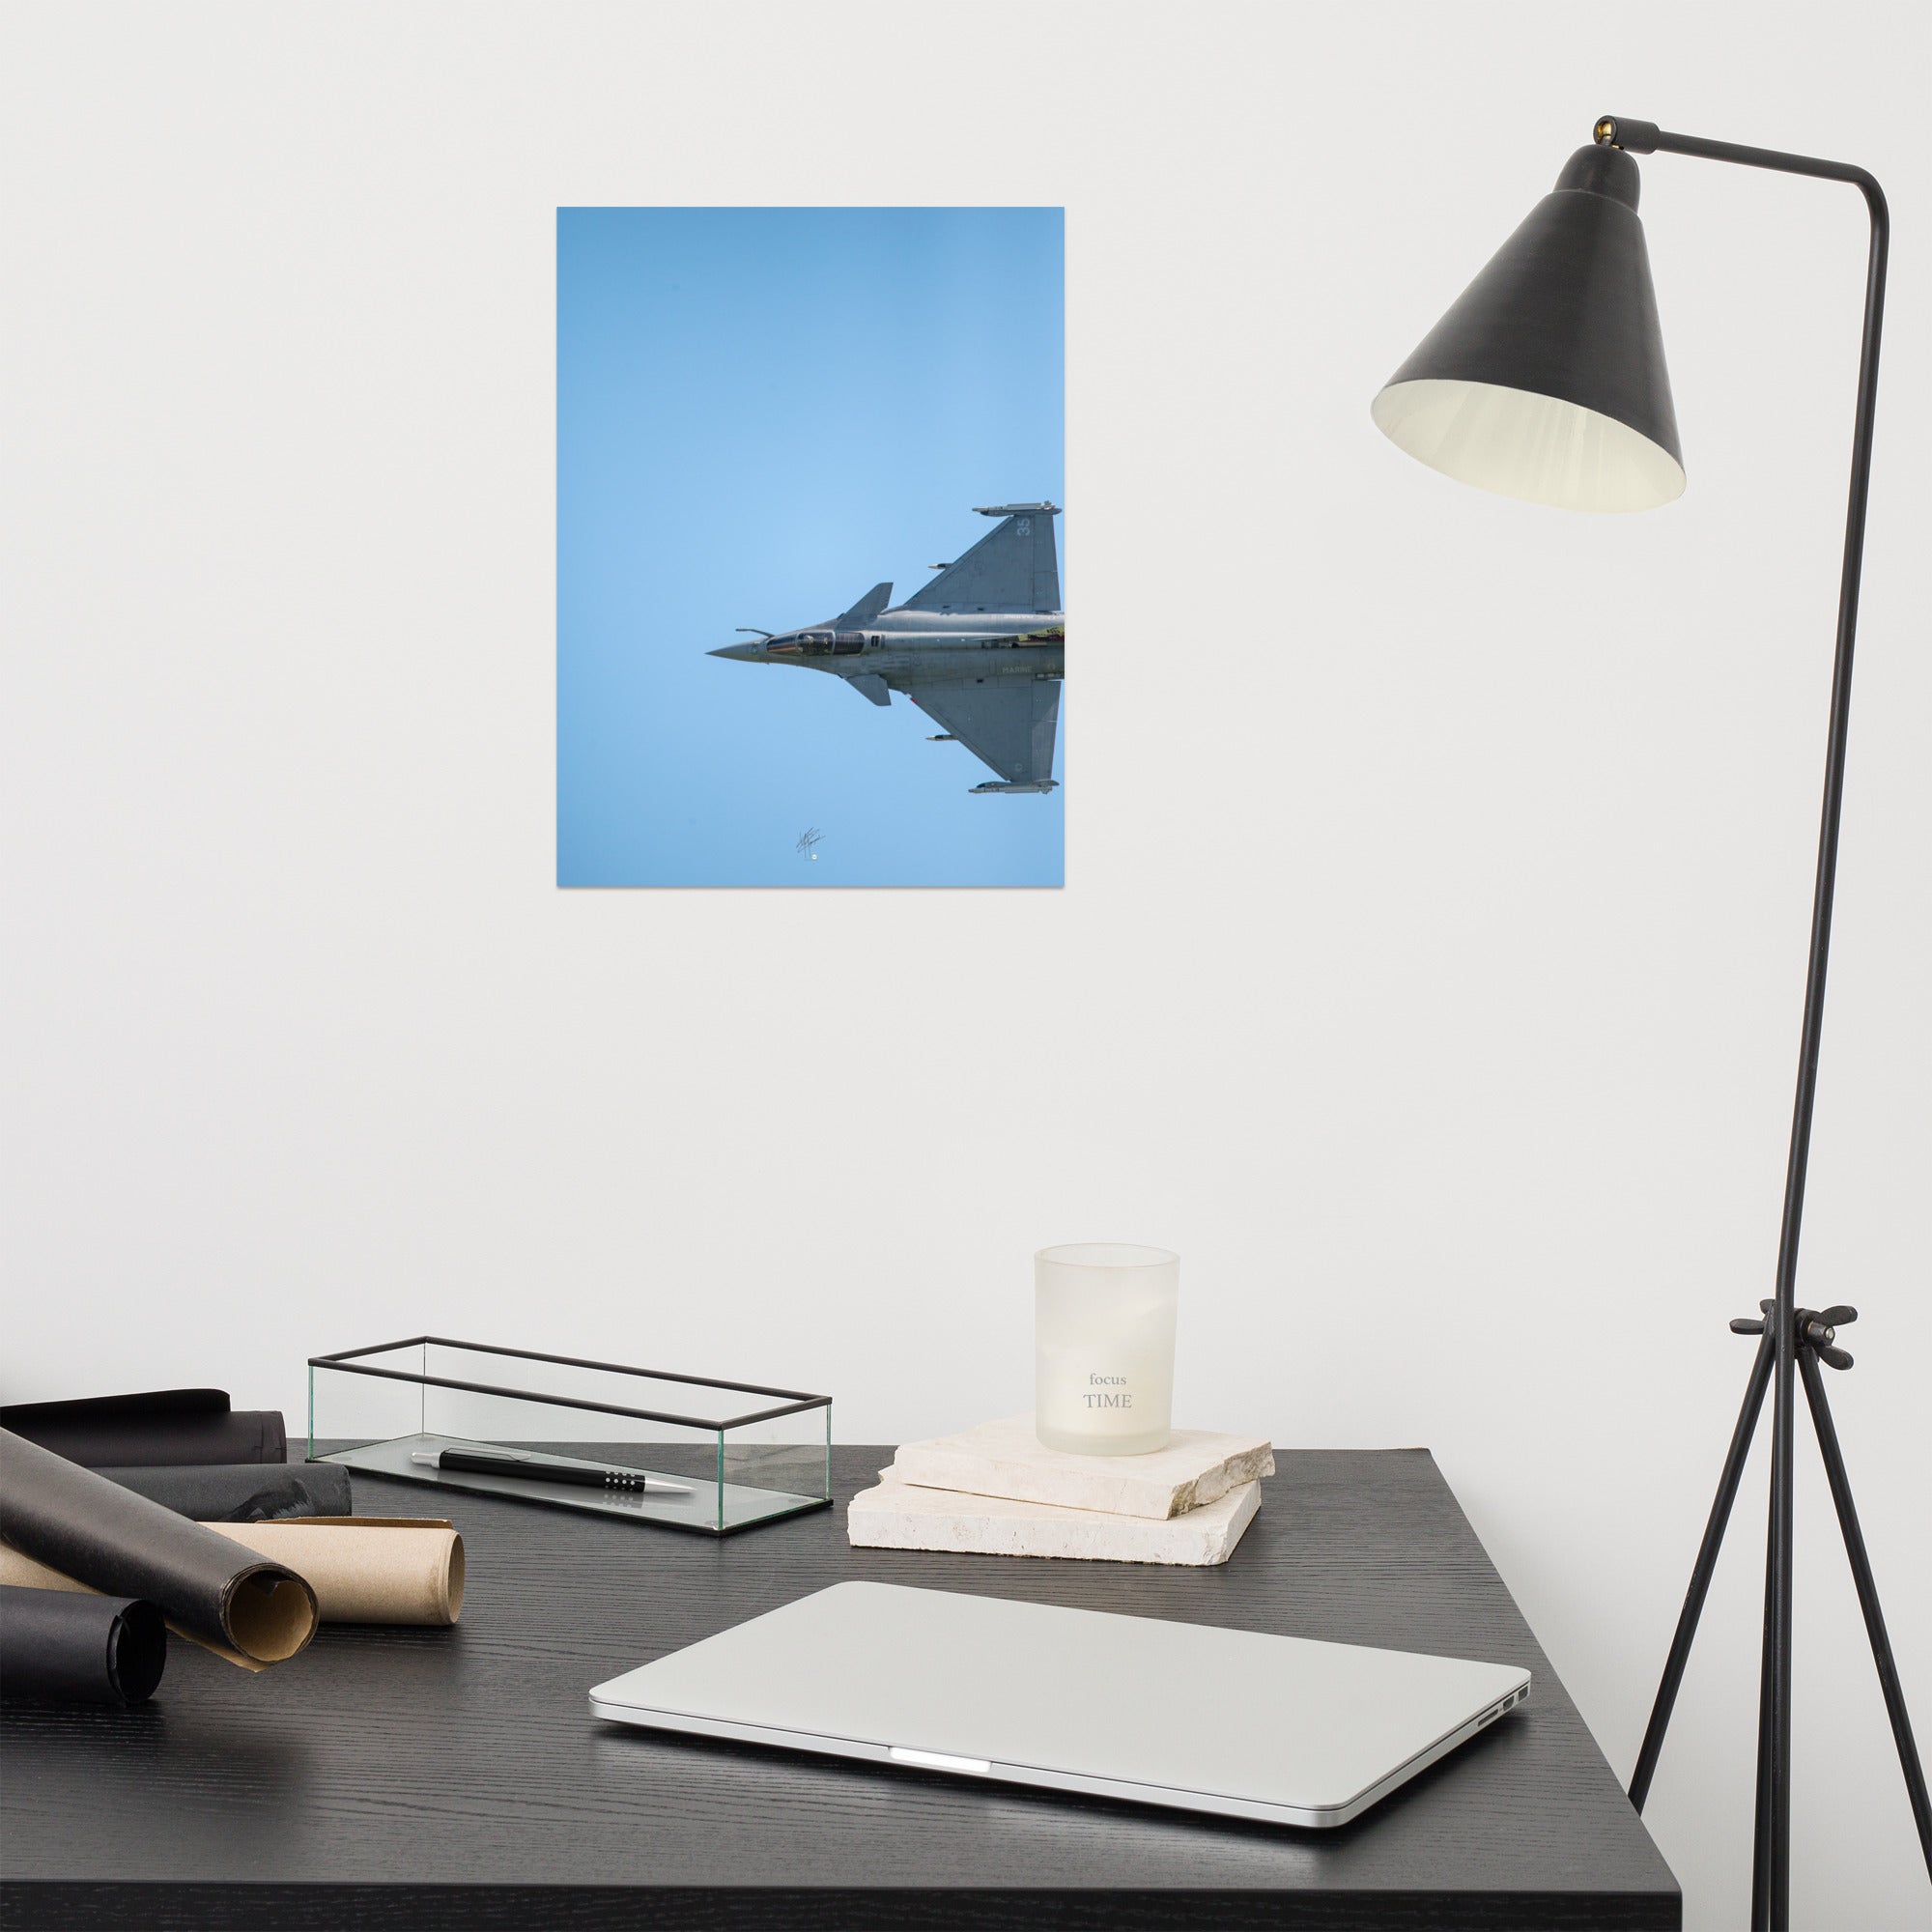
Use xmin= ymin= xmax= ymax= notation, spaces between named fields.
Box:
xmin=558 ymin=207 xmax=1065 ymax=887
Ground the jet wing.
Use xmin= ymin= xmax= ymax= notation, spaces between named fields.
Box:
xmin=901 ymin=506 xmax=1060 ymax=615
xmin=908 ymin=678 xmax=1061 ymax=786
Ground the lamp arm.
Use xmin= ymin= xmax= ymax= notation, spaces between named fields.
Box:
xmin=1598 ymin=114 xmax=1890 ymax=1932
xmin=1595 ymin=115 xmax=1884 ymax=205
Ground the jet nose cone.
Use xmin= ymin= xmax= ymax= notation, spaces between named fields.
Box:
xmin=709 ymin=641 xmax=758 ymax=660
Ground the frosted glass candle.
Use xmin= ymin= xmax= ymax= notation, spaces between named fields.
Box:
xmin=1034 ymin=1243 xmax=1179 ymax=1456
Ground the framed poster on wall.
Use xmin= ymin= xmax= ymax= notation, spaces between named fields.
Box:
xmin=557 ymin=207 xmax=1065 ymax=887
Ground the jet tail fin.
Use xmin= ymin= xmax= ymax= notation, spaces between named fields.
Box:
xmin=834 ymin=582 xmax=893 ymax=628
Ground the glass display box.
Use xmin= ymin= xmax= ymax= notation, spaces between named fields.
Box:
xmin=308 ymin=1337 xmax=832 ymax=1535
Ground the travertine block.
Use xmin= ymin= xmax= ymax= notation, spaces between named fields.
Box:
xmin=890 ymin=1414 xmax=1273 ymax=1520
xmin=847 ymin=1467 xmax=1261 ymax=1566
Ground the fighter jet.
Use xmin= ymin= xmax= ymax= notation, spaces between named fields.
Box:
xmin=708 ymin=504 xmax=1065 ymax=793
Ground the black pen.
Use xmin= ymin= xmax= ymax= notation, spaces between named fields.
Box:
xmin=411 ymin=1446 xmax=690 ymax=1495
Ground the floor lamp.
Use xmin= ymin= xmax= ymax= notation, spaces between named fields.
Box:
xmin=1370 ymin=116 xmax=1930 ymax=1931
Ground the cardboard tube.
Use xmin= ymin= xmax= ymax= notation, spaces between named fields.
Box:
xmin=200 ymin=1520 xmax=465 ymax=1626
xmin=0 ymin=1520 xmax=465 ymax=1633
xmin=0 ymin=1430 xmax=316 ymax=1669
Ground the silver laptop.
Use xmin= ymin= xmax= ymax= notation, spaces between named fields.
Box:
xmin=589 ymin=1580 xmax=1530 ymax=1828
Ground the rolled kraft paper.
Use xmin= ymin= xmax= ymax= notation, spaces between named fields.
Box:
xmin=203 ymin=1520 xmax=466 ymax=1625
xmin=0 ymin=1430 xmax=316 ymax=1670
xmin=99 ymin=1463 xmax=354 ymax=1522
xmin=0 ymin=1584 xmax=167 ymax=1705
xmin=0 ymin=1390 xmax=286 ymax=1467
xmin=0 ymin=1522 xmax=463 ymax=1630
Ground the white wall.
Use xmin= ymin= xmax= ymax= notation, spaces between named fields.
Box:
xmin=3 ymin=3 xmax=1927 ymax=1924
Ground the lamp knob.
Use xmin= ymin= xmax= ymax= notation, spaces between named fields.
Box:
xmin=1595 ymin=115 xmax=1661 ymax=154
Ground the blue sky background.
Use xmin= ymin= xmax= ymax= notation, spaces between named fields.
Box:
xmin=558 ymin=207 xmax=1065 ymax=887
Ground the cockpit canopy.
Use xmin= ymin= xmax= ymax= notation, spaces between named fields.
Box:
xmin=767 ymin=630 xmax=867 ymax=657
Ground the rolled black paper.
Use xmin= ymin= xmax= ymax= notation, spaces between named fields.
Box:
xmin=0 ymin=1585 xmax=166 ymax=1705
xmin=0 ymin=1390 xmax=286 ymax=1467
xmin=0 ymin=1430 xmax=316 ymax=1667
xmin=96 ymin=1462 xmax=353 ymax=1522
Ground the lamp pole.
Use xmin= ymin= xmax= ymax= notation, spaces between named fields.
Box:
xmin=1590 ymin=119 xmax=1921 ymax=1932
xmin=1375 ymin=113 xmax=1926 ymax=1928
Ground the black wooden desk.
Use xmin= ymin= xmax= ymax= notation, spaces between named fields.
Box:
xmin=2 ymin=1446 xmax=1678 ymax=1930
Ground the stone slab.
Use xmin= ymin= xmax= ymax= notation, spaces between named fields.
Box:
xmin=846 ymin=1466 xmax=1262 ymax=1566
xmin=889 ymin=1414 xmax=1274 ymax=1520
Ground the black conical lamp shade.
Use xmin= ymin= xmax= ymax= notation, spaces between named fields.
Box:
xmin=1373 ymin=145 xmax=1684 ymax=512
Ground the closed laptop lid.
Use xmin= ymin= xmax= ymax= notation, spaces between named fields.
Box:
xmin=590 ymin=1580 xmax=1529 ymax=1821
